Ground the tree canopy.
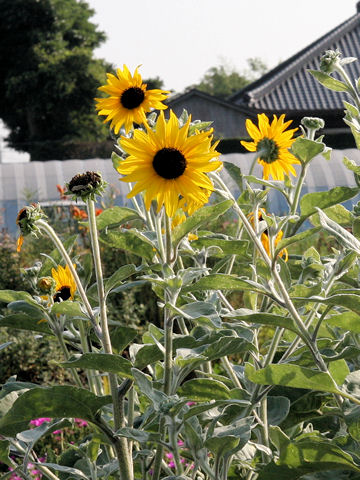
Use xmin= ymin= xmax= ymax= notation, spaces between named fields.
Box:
xmin=194 ymin=58 xmax=268 ymax=99
xmin=0 ymin=0 xmax=111 ymax=160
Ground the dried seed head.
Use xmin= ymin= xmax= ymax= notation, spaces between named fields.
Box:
xmin=66 ymin=171 xmax=107 ymax=201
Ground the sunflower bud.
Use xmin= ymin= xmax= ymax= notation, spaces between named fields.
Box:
xmin=37 ymin=276 xmax=55 ymax=294
xmin=66 ymin=171 xmax=107 ymax=201
xmin=301 ymin=117 xmax=325 ymax=131
xmin=319 ymin=49 xmax=341 ymax=74
xmin=301 ymin=117 xmax=325 ymax=139
xmin=16 ymin=204 xmax=46 ymax=235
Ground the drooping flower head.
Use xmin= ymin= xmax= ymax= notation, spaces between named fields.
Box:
xmin=51 ymin=264 xmax=76 ymax=302
xmin=66 ymin=171 xmax=107 ymax=201
xmin=249 ymin=208 xmax=288 ymax=261
xmin=241 ymin=114 xmax=299 ymax=181
xmin=16 ymin=204 xmax=47 ymax=252
xmin=95 ymin=65 xmax=169 ymax=134
xmin=117 ymin=110 xmax=222 ymax=217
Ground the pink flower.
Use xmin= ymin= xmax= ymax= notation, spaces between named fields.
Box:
xmin=186 ymin=401 xmax=196 ymax=406
xmin=177 ymin=440 xmax=185 ymax=447
xmin=165 ymin=452 xmax=174 ymax=460
xmin=52 ymin=429 xmax=62 ymax=435
xmin=168 ymin=461 xmax=175 ymax=469
xmin=30 ymin=417 xmax=51 ymax=427
xmin=75 ymin=418 xmax=88 ymax=427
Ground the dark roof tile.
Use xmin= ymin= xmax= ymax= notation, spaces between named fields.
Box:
xmin=231 ymin=10 xmax=360 ymax=111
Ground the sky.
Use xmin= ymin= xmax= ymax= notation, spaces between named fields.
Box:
xmin=88 ymin=0 xmax=357 ymax=92
xmin=1 ymin=0 xmax=358 ymax=162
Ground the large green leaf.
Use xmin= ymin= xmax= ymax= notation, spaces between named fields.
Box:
xmin=325 ymin=311 xmax=360 ymax=333
xmin=0 ymin=439 xmax=11 ymax=466
xmin=0 ymin=386 xmax=111 ymax=436
xmin=291 ymin=137 xmax=325 ymax=164
xmin=190 ymin=237 xmax=249 ymax=258
xmin=267 ymin=396 xmax=290 ymax=426
xmin=95 ymin=206 xmax=141 ymax=230
xmin=223 ymin=161 xmax=243 ymax=191
xmin=172 ymin=200 xmax=233 ymax=246
xmin=0 ymin=313 xmax=52 ymax=334
xmin=317 ymin=208 xmax=360 ymax=254
xmin=201 ymin=335 xmax=255 ymax=361
xmin=274 ymin=227 xmax=320 ymax=256
xmin=178 ymin=378 xmax=231 ymax=401
xmin=225 ymin=310 xmax=300 ymax=336
xmin=310 ymin=204 xmax=353 ymax=228
xmin=245 ymin=363 xmax=339 ymax=394
xmin=204 ymin=417 xmax=253 ymax=456
xmin=34 ymin=463 xmax=89 ymax=480
xmin=0 ymin=290 xmax=34 ymax=304
xmin=183 ymin=274 xmax=268 ymax=295
xmin=99 ymin=229 xmax=155 ymax=261
xmin=51 ymin=301 xmax=88 ymax=319
xmin=115 ymin=427 xmax=161 ymax=444
xmin=308 ymin=293 xmax=360 ymax=315
xmin=169 ymin=301 xmax=222 ymax=328
xmin=111 ymin=326 xmax=138 ymax=353
xmin=8 ymin=300 xmax=46 ymax=321
xmin=308 ymin=70 xmax=350 ymax=92
xmin=104 ymin=264 xmax=146 ymax=295
xmin=300 ymin=186 xmax=359 ymax=219
xmin=61 ymin=353 xmax=133 ymax=379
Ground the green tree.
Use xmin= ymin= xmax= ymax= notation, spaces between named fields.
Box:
xmin=194 ymin=57 xmax=268 ymax=99
xmin=143 ymin=76 xmax=165 ymax=90
xmin=0 ymin=0 xmax=111 ymax=160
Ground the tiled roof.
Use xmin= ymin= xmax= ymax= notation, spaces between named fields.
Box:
xmin=168 ymin=88 xmax=252 ymax=115
xmin=230 ymin=8 xmax=360 ymax=111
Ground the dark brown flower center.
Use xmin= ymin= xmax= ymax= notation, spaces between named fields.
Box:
xmin=152 ymin=148 xmax=187 ymax=179
xmin=256 ymin=137 xmax=279 ymax=164
xmin=121 ymin=87 xmax=145 ymax=110
xmin=259 ymin=214 xmax=269 ymax=236
xmin=16 ymin=208 xmax=28 ymax=225
xmin=68 ymin=171 xmax=101 ymax=193
xmin=53 ymin=286 xmax=71 ymax=302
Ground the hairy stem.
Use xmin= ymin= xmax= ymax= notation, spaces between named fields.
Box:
xmin=87 ymin=199 xmax=133 ymax=480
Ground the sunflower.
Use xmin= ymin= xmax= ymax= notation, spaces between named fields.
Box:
xmin=241 ymin=113 xmax=299 ymax=181
xmin=95 ymin=65 xmax=169 ymax=134
xmin=249 ymin=208 xmax=288 ymax=261
xmin=51 ymin=265 xmax=77 ymax=302
xmin=117 ymin=110 xmax=222 ymax=217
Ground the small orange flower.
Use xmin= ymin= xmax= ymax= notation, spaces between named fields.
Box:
xmin=16 ymin=235 xmax=24 ymax=253
xmin=56 ymin=184 xmax=67 ymax=200
xmin=72 ymin=206 xmax=88 ymax=220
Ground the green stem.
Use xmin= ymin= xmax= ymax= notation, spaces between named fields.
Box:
xmin=11 ymin=440 xmax=61 ymax=480
xmin=169 ymin=419 xmax=183 ymax=474
xmin=36 ymin=219 xmax=101 ymax=392
xmin=155 ymin=210 xmax=166 ymax=262
xmin=36 ymin=219 xmax=98 ymax=329
xmin=55 ymin=325 xmax=83 ymax=388
xmin=165 ymin=213 xmax=172 ymax=264
xmin=211 ymin=174 xmax=343 ymax=402
xmin=77 ymin=319 xmax=102 ymax=394
xmin=259 ymin=397 xmax=270 ymax=462
xmin=87 ymin=199 xmax=133 ymax=480
xmin=285 ymin=163 xmax=308 ymax=236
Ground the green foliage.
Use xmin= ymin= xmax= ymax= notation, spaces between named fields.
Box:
xmin=0 ymin=0 xmax=111 ymax=160
xmin=194 ymin=58 xmax=268 ymax=99
xmin=4 ymin=49 xmax=360 ymax=480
